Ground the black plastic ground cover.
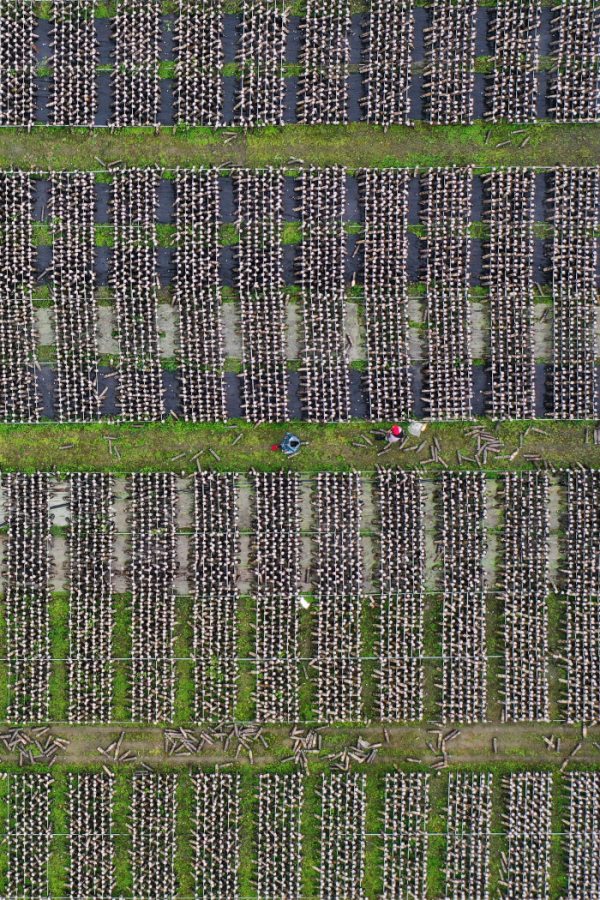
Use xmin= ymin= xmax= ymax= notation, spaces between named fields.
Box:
xmin=25 ymin=8 xmax=558 ymax=126
xmin=33 ymin=363 xmax=598 ymax=422
xmin=31 ymin=172 xmax=560 ymax=289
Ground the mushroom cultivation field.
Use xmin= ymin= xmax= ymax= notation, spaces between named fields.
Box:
xmin=0 ymin=1 xmax=598 ymax=897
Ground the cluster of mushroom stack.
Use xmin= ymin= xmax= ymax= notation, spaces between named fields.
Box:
xmin=0 ymin=171 xmax=39 ymax=422
xmin=0 ymin=0 xmax=36 ymax=127
xmin=50 ymin=0 xmax=97 ymax=126
xmin=298 ymin=0 xmax=350 ymax=125
xmin=67 ymin=473 xmax=114 ymax=724
xmin=252 ymin=472 xmax=301 ymax=722
xmin=111 ymin=167 xmax=164 ymax=421
xmin=6 ymin=773 xmax=53 ymax=900
xmin=376 ymin=470 xmax=425 ymax=721
xmin=236 ymin=167 xmax=288 ymax=422
xmin=0 ymin=3 xmax=597 ymax=127
xmin=440 ymin=472 xmax=487 ymax=723
xmin=563 ymin=469 xmax=600 ymax=723
xmin=549 ymin=166 xmax=599 ymax=420
xmin=500 ymin=472 xmax=550 ymax=721
xmin=362 ymin=0 xmax=413 ymax=127
xmin=487 ymin=0 xmax=540 ymax=123
xmin=111 ymin=0 xmax=161 ymax=127
xmin=502 ymin=772 xmax=552 ymax=899
xmin=174 ymin=167 xmax=227 ymax=422
xmin=192 ymin=472 xmax=240 ymax=720
xmin=315 ymin=473 xmax=363 ymax=722
xmin=549 ymin=0 xmax=599 ymax=123
xmin=299 ymin=166 xmax=350 ymax=422
xmin=361 ymin=168 xmax=412 ymax=420
xmin=421 ymin=167 xmax=473 ymax=420
xmin=483 ymin=167 xmax=536 ymax=419
xmin=256 ymin=773 xmax=304 ymax=900
xmin=445 ymin=772 xmax=493 ymax=899
xmin=131 ymin=772 xmax=178 ymax=899
xmin=566 ymin=771 xmax=600 ymax=899
xmin=319 ymin=773 xmax=367 ymax=900
xmin=193 ymin=772 xmax=241 ymax=900
xmin=175 ymin=0 xmax=224 ymax=126
xmin=382 ymin=772 xmax=430 ymax=899
xmin=68 ymin=772 xmax=115 ymax=900
xmin=4 ymin=472 xmax=50 ymax=724
xmin=50 ymin=171 xmax=101 ymax=422
xmin=424 ymin=0 xmax=476 ymax=125
xmin=129 ymin=473 xmax=178 ymax=724
xmin=236 ymin=0 xmax=287 ymax=127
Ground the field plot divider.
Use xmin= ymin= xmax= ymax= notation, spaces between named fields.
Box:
xmin=67 ymin=770 xmax=116 ymax=899
xmin=67 ymin=472 xmax=115 ymax=723
xmin=563 ymin=469 xmax=600 ymax=723
xmin=566 ymin=771 xmax=600 ymax=898
xmin=550 ymin=166 xmax=599 ymax=420
xmin=422 ymin=166 xmax=473 ymax=420
xmin=6 ymin=772 xmax=53 ymax=899
xmin=482 ymin=167 xmax=536 ymax=420
xmin=487 ymin=0 xmax=541 ymax=124
xmin=131 ymin=771 xmax=178 ymax=898
xmin=361 ymin=168 xmax=412 ymax=420
xmin=500 ymin=471 xmax=550 ymax=722
xmin=192 ymin=471 xmax=240 ymax=721
xmin=300 ymin=166 xmax=350 ymax=423
xmin=298 ymin=0 xmax=351 ymax=126
xmin=51 ymin=0 xmax=98 ymax=127
xmin=129 ymin=472 xmax=177 ymax=723
xmin=235 ymin=167 xmax=288 ymax=423
xmin=375 ymin=469 xmax=425 ymax=721
xmin=174 ymin=167 xmax=227 ymax=422
xmin=111 ymin=167 xmax=165 ymax=421
xmin=440 ymin=471 xmax=487 ymax=723
xmin=424 ymin=0 xmax=476 ymax=125
xmin=112 ymin=0 xmax=161 ymax=128
xmin=5 ymin=472 xmax=50 ymax=723
xmin=0 ymin=0 xmax=36 ymax=127
xmin=50 ymin=171 xmax=101 ymax=422
xmin=445 ymin=771 xmax=493 ymax=900
xmin=548 ymin=0 xmax=599 ymax=124
xmin=0 ymin=170 xmax=40 ymax=422
xmin=502 ymin=771 xmax=552 ymax=899
xmin=236 ymin=0 xmax=287 ymax=128
xmin=174 ymin=0 xmax=224 ymax=127
xmin=315 ymin=472 xmax=363 ymax=722
xmin=251 ymin=470 xmax=301 ymax=722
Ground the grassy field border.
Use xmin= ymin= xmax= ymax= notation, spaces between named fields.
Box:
xmin=2 ymin=122 xmax=598 ymax=170
xmin=0 ymin=419 xmax=598 ymax=473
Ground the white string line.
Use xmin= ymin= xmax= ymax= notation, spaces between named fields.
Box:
xmin=2 ymin=471 xmax=584 ymax=487
xmin=0 ymin=164 xmax=582 ymax=173
xmin=0 ymin=830 xmax=592 ymax=838
xmin=0 ymin=717 xmax=585 ymax=726
xmin=0 ymin=654 xmax=535 ymax=661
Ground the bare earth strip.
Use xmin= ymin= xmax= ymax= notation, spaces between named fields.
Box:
xmin=1 ymin=721 xmax=596 ymax=769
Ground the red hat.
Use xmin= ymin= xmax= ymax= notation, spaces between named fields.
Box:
xmin=391 ymin=425 xmax=401 ymax=436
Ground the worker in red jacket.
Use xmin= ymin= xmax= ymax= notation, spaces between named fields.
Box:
xmin=373 ymin=424 xmax=404 ymax=444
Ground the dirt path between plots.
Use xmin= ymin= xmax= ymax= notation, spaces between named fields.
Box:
xmin=2 ymin=721 xmax=598 ymax=769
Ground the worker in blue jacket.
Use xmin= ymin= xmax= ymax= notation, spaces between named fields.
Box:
xmin=271 ymin=433 xmax=302 ymax=456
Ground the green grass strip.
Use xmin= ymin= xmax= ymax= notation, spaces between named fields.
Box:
xmin=0 ymin=419 xmax=598 ymax=474
xmin=1 ymin=122 xmax=597 ymax=171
